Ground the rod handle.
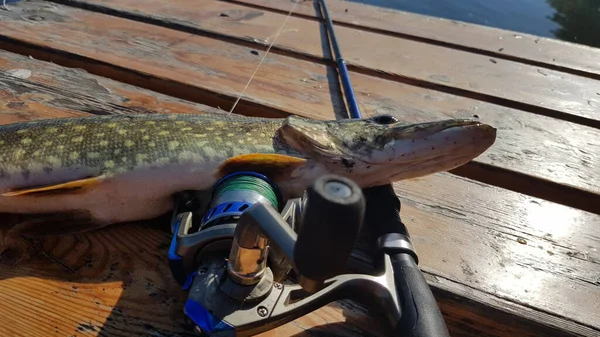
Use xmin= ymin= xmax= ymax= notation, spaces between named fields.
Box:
xmin=390 ymin=253 xmax=450 ymax=337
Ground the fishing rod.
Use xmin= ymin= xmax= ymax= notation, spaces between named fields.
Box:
xmin=317 ymin=0 xmax=362 ymax=119
xmin=166 ymin=2 xmax=449 ymax=337
xmin=318 ymin=1 xmax=450 ymax=336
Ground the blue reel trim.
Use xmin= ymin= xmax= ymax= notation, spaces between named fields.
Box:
xmin=168 ymin=218 xmax=188 ymax=286
xmin=184 ymin=299 xmax=234 ymax=334
xmin=168 ymin=218 xmax=183 ymax=261
xmin=182 ymin=271 xmax=197 ymax=291
xmin=200 ymin=201 xmax=253 ymax=224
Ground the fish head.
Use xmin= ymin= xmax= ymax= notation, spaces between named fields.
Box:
xmin=279 ymin=114 xmax=497 ymax=186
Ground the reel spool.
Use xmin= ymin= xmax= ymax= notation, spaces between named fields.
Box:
xmin=199 ymin=171 xmax=283 ymax=230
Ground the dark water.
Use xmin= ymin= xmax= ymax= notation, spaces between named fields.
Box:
xmin=350 ymin=0 xmax=600 ymax=49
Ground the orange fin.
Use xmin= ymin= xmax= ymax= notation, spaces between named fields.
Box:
xmin=217 ymin=153 xmax=306 ymax=178
xmin=8 ymin=210 xmax=107 ymax=237
xmin=2 ymin=175 xmax=105 ymax=197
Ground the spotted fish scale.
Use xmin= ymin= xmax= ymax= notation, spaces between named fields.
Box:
xmin=0 ymin=114 xmax=289 ymax=187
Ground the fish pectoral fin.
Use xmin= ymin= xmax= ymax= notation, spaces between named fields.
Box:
xmin=8 ymin=210 xmax=108 ymax=237
xmin=1 ymin=175 xmax=106 ymax=197
xmin=217 ymin=153 xmax=306 ymax=178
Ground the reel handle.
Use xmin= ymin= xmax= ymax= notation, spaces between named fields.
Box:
xmin=294 ymin=175 xmax=365 ymax=291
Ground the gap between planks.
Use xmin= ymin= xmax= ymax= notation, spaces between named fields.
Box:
xmin=424 ymin=271 xmax=600 ymax=337
xmin=44 ymin=0 xmax=600 ymax=130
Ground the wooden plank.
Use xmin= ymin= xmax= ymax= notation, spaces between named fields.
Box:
xmin=428 ymin=275 xmax=598 ymax=337
xmin=0 ymin=59 xmax=225 ymax=124
xmin=232 ymin=0 xmax=600 ymax=80
xmin=393 ymin=174 xmax=600 ymax=335
xmin=54 ymin=0 xmax=600 ymax=128
xmin=0 ymin=49 xmax=598 ymax=337
xmin=0 ymin=0 xmax=598 ymax=214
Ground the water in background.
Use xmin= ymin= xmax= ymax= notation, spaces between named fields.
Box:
xmin=350 ymin=0 xmax=600 ymax=49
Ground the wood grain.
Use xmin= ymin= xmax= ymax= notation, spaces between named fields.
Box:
xmin=0 ymin=52 xmax=226 ymax=124
xmin=56 ymin=0 xmax=600 ymax=128
xmin=396 ymin=173 xmax=600 ymax=314
xmin=0 ymin=1 xmax=598 ymax=214
xmin=0 ymin=225 xmax=195 ymax=337
xmin=231 ymin=0 xmax=600 ymax=80
xmin=0 ymin=48 xmax=598 ymax=337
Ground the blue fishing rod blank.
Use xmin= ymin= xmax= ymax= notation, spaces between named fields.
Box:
xmin=317 ymin=0 xmax=362 ymax=119
xmin=318 ymin=2 xmax=451 ymax=336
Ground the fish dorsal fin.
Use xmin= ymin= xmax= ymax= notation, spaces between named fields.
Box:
xmin=2 ymin=175 xmax=106 ymax=197
xmin=217 ymin=153 xmax=306 ymax=179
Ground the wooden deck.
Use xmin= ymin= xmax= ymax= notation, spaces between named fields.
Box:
xmin=0 ymin=0 xmax=598 ymax=336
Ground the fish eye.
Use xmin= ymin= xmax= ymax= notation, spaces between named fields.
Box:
xmin=370 ymin=114 xmax=398 ymax=125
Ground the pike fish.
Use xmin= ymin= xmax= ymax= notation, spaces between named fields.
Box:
xmin=0 ymin=113 xmax=496 ymax=236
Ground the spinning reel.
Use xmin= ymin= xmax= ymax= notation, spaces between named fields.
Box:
xmin=167 ymin=171 xmax=449 ymax=337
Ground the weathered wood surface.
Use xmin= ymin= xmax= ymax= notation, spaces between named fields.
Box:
xmin=0 ymin=0 xmax=598 ymax=215
xmin=0 ymin=56 xmax=225 ymax=124
xmin=0 ymin=49 xmax=599 ymax=337
xmin=59 ymin=0 xmax=600 ymax=128
xmin=232 ymin=0 xmax=600 ymax=80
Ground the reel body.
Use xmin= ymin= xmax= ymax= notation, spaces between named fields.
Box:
xmin=168 ymin=171 xmax=300 ymax=289
xmin=167 ymin=171 xmax=449 ymax=337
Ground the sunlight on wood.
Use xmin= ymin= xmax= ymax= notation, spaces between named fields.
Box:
xmin=524 ymin=200 xmax=589 ymax=239
xmin=0 ymin=276 xmax=122 ymax=335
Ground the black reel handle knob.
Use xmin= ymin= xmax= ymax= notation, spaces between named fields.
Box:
xmin=294 ymin=174 xmax=365 ymax=290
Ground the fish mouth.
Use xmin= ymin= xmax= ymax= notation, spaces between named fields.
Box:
xmin=357 ymin=151 xmax=480 ymax=187
xmin=392 ymin=119 xmax=489 ymax=140
xmin=358 ymin=119 xmax=497 ymax=165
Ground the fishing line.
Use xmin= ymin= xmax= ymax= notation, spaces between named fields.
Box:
xmin=229 ymin=0 xmax=301 ymax=114
xmin=215 ymin=174 xmax=279 ymax=208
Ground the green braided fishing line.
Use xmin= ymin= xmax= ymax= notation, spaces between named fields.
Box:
xmin=216 ymin=175 xmax=279 ymax=208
